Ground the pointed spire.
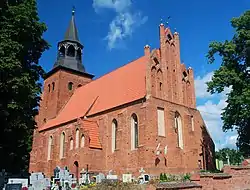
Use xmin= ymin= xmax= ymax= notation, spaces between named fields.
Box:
xmin=64 ymin=6 xmax=79 ymax=42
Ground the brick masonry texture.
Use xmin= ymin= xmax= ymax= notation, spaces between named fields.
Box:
xmin=29 ymin=24 xmax=215 ymax=178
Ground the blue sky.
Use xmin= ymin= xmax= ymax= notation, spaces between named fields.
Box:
xmin=37 ymin=0 xmax=250 ymax=150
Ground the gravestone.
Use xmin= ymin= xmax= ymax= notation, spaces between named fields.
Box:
xmin=96 ymin=173 xmax=105 ymax=183
xmin=122 ymin=174 xmax=132 ymax=183
xmin=106 ymin=175 xmax=118 ymax=180
xmin=5 ymin=183 xmax=22 ymax=190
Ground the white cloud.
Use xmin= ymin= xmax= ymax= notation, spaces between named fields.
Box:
xmin=195 ymin=72 xmax=237 ymax=151
xmin=93 ymin=0 xmax=147 ymax=49
xmin=93 ymin=0 xmax=131 ymax=12
xmin=195 ymin=71 xmax=214 ymax=98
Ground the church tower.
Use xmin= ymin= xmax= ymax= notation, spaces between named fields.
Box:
xmin=37 ymin=8 xmax=94 ymax=126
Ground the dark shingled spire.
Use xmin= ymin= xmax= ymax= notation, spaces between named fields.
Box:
xmin=64 ymin=6 xmax=80 ymax=42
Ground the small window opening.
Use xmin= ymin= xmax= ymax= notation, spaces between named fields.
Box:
xmin=167 ymin=34 xmax=172 ymax=41
xmin=43 ymin=118 xmax=47 ymax=123
xmin=153 ymin=57 xmax=160 ymax=65
xmin=183 ymin=71 xmax=188 ymax=81
xmin=159 ymin=82 xmax=163 ymax=91
xmin=59 ymin=46 xmax=65 ymax=57
xmin=76 ymin=49 xmax=81 ymax=61
xmin=67 ymin=45 xmax=75 ymax=57
xmin=68 ymin=82 xmax=73 ymax=91
xmin=48 ymin=84 xmax=51 ymax=92
xmin=77 ymin=84 xmax=82 ymax=88
xmin=52 ymin=82 xmax=55 ymax=91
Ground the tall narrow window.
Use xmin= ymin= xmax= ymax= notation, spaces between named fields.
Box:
xmin=75 ymin=129 xmax=79 ymax=149
xmin=60 ymin=132 xmax=65 ymax=159
xmin=47 ymin=136 xmax=53 ymax=160
xmin=191 ymin=116 xmax=194 ymax=131
xmin=81 ymin=135 xmax=85 ymax=148
xmin=68 ymin=82 xmax=73 ymax=91
xmin=157 ymin=108 xmax=165 ymax=136
xmin=59 ymin=46 xmax=65 ymax=57
xmin=175 ymin=112 xmax=183 ymax=149
xmin=111 ymin=119 xmax=118 ymax=152
xmin=52 ymin=82 xmax=55 ymax=91
xmin=48 ymin=84 xmax=51 ymax=92
xmin=67 ymin=45 xmax=75 ymax=57
xmin=70 ymin=138 xmax=73 ymax=150
xmin=131 ymin=114 xmax=139 ymax=150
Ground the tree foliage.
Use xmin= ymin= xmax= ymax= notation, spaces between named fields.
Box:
xmin=207 ymin=10 xmax=250 ymax=157
xmin=215 ymin=148 xmax=244 ymax=165
xmin=0 ymin=0 xmax=49 ymax=174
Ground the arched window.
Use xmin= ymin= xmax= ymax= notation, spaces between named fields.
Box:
xmin=70 ymin=138 xmax=73 ymax=150
xmin=48 ymin=84 xmax=51 ymax=92
xmin=59 ymin=46 xmax=65 ymax=57
xmin=60 ymin=132 xmax=65 ymax=159
xmin=111 ymin=119 xmax=118 ymax=152
xmin=47 ymin=136 xmax=53 ymax=160
xmin=76 ymin=48 xmax=81 ymax=61
xmin=68 ymin=82 xmax=73 ymax=91
xmin=52 ymin=82 xmax=55 ymax=91
xmin=175 ymin=112 xmax=183 ymax=149
xmin=67 ymin=45 xmax=75 ymax=57
xmin=81 ymin=135 xmax=85 ymax=148
xmin=75 ymin=129 xmax=79 ymax=149
xmin=131 ymin=114 xmax=139 ymax=150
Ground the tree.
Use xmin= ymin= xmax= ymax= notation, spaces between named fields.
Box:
xmin=207 ymin=10 xmax=250 ymax=157
xmin=215 ymin=148 xmax=244 ymax=165
xmin=0 ymin=0 xmax=49 ymax=174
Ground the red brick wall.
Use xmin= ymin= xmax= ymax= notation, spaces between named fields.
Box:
xmin=37 ymin=69 xmax=92 ymax=125
xmin=191 ymin=166 xmax=250 ymax=190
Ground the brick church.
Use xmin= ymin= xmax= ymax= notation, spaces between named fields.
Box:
xmin=29 ymin=10 xmax=215 ymax=179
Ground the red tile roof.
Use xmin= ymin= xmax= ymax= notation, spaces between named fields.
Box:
xmin=82 ymin=120 xmax=102 ymax=149
xmin=39 ymin=56 xmax=147 ymax=131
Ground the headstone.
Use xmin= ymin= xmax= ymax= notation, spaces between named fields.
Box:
xmin=122 ymin=174 xmax=132 ymax=183
xmin=96 ymin=173 xmax=105 ymax=183
xmin=5 ymin=183 xmax=22 ymax=190
xmin=8 ymin=178 xmax=28 ymax=188
xmin=106 ymin=175 xmax=118 ymax=180
xmin=143 ymin=174 xmax=150 ymax=182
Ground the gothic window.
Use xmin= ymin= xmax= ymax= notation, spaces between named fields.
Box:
xmin=157 ymin=108 xmax=165 ymax=136
xmin=67 ymin=45 xmax=75 ymax=57
xmin=81 ymin=135 xmax=85 ymax=148
xmin=70 ymin=138 xmax=73 ymax=150
xmin=76 ymin=48 xmax=81 ymax=61
xmin=111 ymin=119 xmax=118 ymax=152
xmin=48 ymin=84 xmax=51 ymax=92
xmin=131 ymin=114 xmax=139 ymax=150
xmin=75 ymin=129 xmax=79 ymax=149
xmin=175 ymin=112 xmax=183 ymax=149
xmin=47 ymin=136 xmax=53 ymax=160
xmin=68 ymin=82 xmax=73 ymax=91
xmin=60 ymin=132 xmax=65 ymax=159
xmin=52 ymin=82 xmax=55 ymax=91
xmin=59 ymin=46 xmax=65 ymax=57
